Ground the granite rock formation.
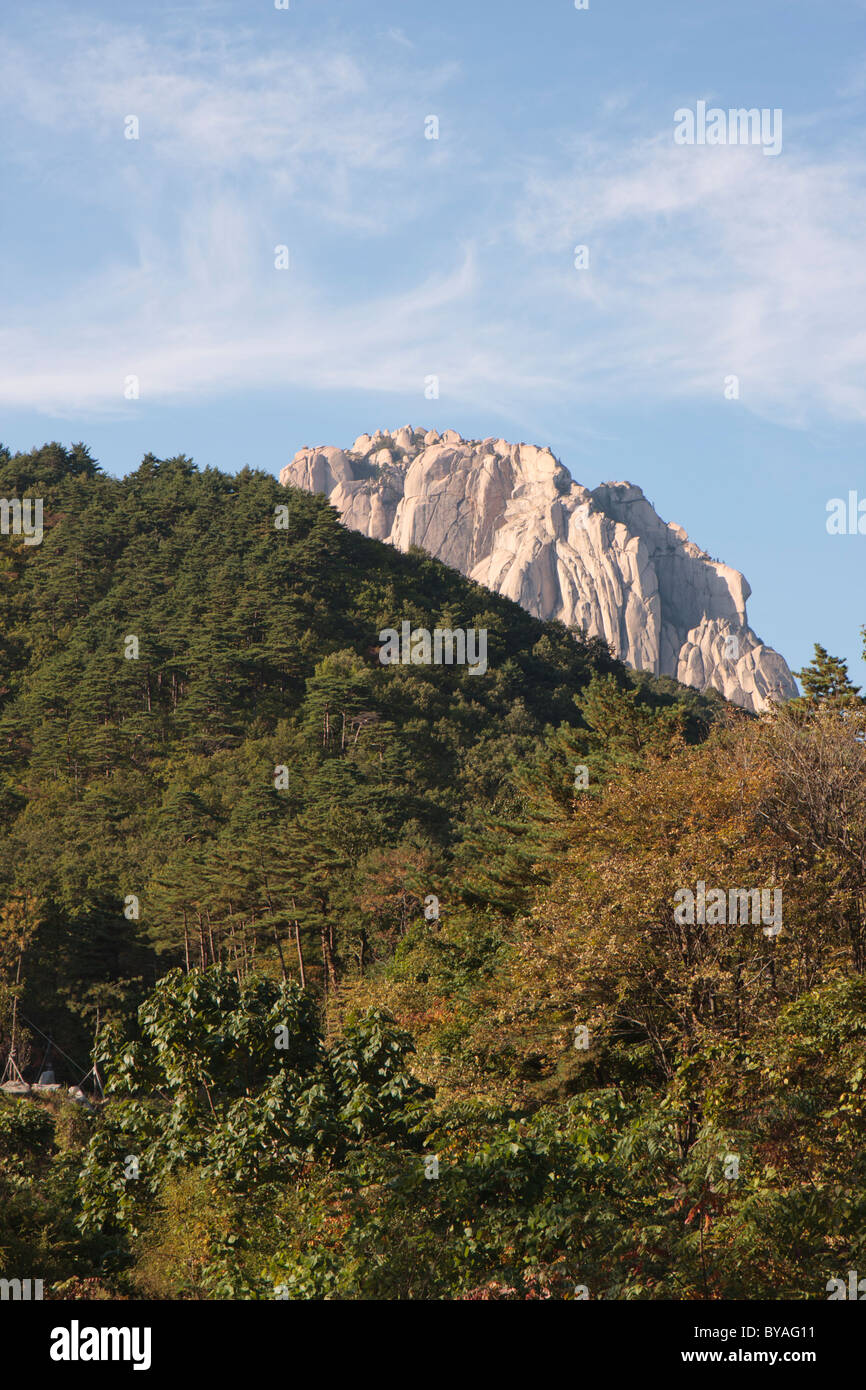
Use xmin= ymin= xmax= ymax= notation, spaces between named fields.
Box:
xmin=279 ymin=428 xmax=798 ymax=711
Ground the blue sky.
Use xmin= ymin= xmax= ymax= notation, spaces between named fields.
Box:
xmin=2 ymin=0 xmax=865 ymax=688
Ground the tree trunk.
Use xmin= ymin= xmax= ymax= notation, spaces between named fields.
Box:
xmin=206 ymin=910 xmax=216 ymax=965
xmin=264 ymin=877 xmax=287 ymax=981
xmin=321 ymin=923 xmax=338 ymax=991
xmin=291 ymin=898 xmax=307 ymax=989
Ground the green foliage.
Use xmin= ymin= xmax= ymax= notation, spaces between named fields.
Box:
xmin=76 ymin=966 xmax=429 ymax=1259
xmin=0 ymin=442 xmax=714 ymax=1062
xmin=5 ymin=440 xmax=860 ymax=1301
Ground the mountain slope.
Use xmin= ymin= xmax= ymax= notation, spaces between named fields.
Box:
xmin=0 ymin=441 xmax=720 ymax=1069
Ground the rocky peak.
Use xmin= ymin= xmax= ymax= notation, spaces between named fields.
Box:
xmin=279 ymin=428 xmax=798 ymax=712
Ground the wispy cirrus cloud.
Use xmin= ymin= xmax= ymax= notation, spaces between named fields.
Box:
xmin=1 ymin=13 xmax=866 ymax=428
xmin=0 ymin=25 xmax=445 ymax=225
xmin=509 ymin=134 xmax=866 ymax=424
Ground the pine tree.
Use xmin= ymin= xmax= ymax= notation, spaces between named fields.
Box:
xmin=793 ymin=643 xmax=863 ymax=710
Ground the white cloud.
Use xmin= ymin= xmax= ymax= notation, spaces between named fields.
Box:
xmin=0 ymin=225 xmax=488 ymax=416
xmin=511 ymin=135 xmax=866 ymax=423
xmin=0 ymin=24 xmax=437 ymax=226
xmin=385 ymin=28 xmax=416 ymax=50
xmin=1 ymin=17 xmax=865 ymax=427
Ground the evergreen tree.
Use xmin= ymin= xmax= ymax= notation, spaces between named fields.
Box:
xmin=794 ymin=643 xmax=863 ymax=710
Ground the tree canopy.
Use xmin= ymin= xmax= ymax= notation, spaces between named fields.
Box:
xmin=1 ymin=442 xmax=864 ymax=1301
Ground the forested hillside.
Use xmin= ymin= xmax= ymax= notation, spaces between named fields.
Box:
xmin=1 ymin=443 xmax=864 ymax=1300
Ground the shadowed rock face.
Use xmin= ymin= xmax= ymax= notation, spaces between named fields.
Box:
xmin=279 ymin=427 xmax=798 ymax=712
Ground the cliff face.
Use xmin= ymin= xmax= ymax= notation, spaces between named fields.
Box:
xmin=279 ymin=427 xmax=798 ymax=711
